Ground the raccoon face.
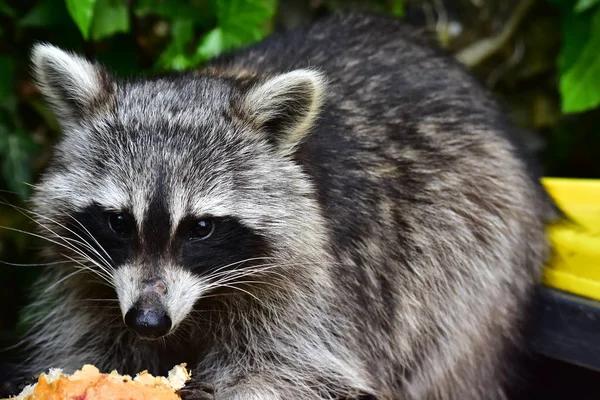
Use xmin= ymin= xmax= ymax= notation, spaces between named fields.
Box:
xmin=30 ymin=44 xmax=328 ymax=340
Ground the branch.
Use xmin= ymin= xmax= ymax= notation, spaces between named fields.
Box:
xmin=455 ymin=0 xmax=536 ymax=68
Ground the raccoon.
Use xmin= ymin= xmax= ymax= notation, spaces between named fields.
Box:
xmin=6 ymin=12 xmax=555 ymax=400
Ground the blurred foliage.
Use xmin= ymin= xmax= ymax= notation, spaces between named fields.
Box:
xmin=0 ymin=0 xmax=599 ymax=358
xmin=0 ymin=0 xmax=406 ymax=203
xmin=549 ymin=0 xmax=600 ymax=113
xmin=0 ymin=0 xmax=597 ymax=204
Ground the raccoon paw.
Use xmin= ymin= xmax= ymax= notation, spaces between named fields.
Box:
xmin=176 ymin=380 xmax=216 ymax=400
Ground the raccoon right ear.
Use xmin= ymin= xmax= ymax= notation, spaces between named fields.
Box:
xmin=240 ymin=69 xmax=327 ymax=156
xmin=31 ymin=43 xmax=115 ymax=123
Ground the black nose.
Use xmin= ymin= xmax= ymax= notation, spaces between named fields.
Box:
xmin=124 ymin=305 xmax=172 ymax=340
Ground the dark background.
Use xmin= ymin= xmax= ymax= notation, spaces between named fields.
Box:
xmin=0 ymin=0 xmax=599 ymax=397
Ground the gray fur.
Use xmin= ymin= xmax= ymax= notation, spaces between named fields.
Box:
xmin=17 ymin=13 xmax=555 ymax=400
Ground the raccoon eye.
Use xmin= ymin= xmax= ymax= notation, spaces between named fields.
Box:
xmin=189 ymin=219 xmax=214 ymax=241
xmin=107 ymin=212 xmax=135 ymax=238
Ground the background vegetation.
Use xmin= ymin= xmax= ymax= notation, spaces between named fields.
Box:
xmin=0 ymin=0 xmax=599 ymax=384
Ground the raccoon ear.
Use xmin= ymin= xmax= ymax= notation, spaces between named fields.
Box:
xmin=241 ymin=69 xmax=326 ymax=155
xmin=31 ymin=43 xmax=115 ymax=123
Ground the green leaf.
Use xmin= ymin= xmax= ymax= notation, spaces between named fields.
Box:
xmin=0 ymin=129 xmax=38 ymax=200
xmin=0 ymin=56 xmax=14 ymax=102
xmin=193 ymin=0 xmax=276 ymax=64
xmin=575 ymin=0 xmax=600 ymax=12
xmin=559 ymin=8 xmax=600 ymax=113
xmin=195 ymin=27 xmax=225 ymax=62
xmin=558 ymin=8 xmax=592 ymax=72
xmin=21 ymin=0 xmax=70 ymax=27
xmin=90 ymin=0 xmax=129 ymax=41
xmin=65 ymin=0 xmax=97 ymax=39
xmin=216 ymin=0 xmax=277 ymax=25
xmin=156 ymin=46 xmax=194 ymax=71
xmin=0 ymin=0 xmax=16 ymax=17
xmin=392 ymin=0 xmax=405 ymax=17
xmin=216 ymin=0 xmax=276 ymax=42
xmin=154 ymin=0 xmax=276 ymax=70
xmin=169 ymin=54 xmax=195 ymax=70
xmin=171 ymin=19 xmax=195 ymax=50
xmin=136 ymin=0 xmax=215 ymax=26
xmin=156 ymin=19 xmax=195 ymax=70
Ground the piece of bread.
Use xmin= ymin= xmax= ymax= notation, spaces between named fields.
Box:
xmin=4 ymin=364 xmax=190 ymax=400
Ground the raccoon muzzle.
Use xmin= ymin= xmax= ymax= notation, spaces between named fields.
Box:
xmin=124 ymin=279 xmax=172 ymax=340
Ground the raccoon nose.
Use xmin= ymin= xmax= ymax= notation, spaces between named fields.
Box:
xmin=124 ymin=305 xmax=172 ymax=340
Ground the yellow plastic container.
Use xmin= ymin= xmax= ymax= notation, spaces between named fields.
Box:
xmin=542 ymin=177 xmax=600 ymax=301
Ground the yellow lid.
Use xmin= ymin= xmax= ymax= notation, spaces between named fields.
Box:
xmin=541 ymin=178 xmax=600 ymax=301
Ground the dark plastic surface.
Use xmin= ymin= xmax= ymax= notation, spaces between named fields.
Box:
xmin=530 ymin=286 xmax=600 ymax=372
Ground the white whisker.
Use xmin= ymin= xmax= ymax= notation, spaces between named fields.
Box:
xmin=0 ymin=260 xmax=72 ymax=267
xmin=0 ymin=201 xmax=114 ymax=273
xmin=67 ymin=214 xmax=113 ymax=264
xmin=42 ymin=268 xmax=86 ymax=293
xmin=218 ymin=284 xmax=264 ymax=305
xmin=62 ymin=254 xmax=114 ymax=287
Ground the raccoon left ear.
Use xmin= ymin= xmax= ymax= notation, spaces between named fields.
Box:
xmin=240 ymin=69 xmax=327 ymax=155
xmin=31 ymin=43 xmax=115 ymax=124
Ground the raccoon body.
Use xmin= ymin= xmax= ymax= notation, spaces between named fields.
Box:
xmin=12 ymin=12 xmax=554 ymax=400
